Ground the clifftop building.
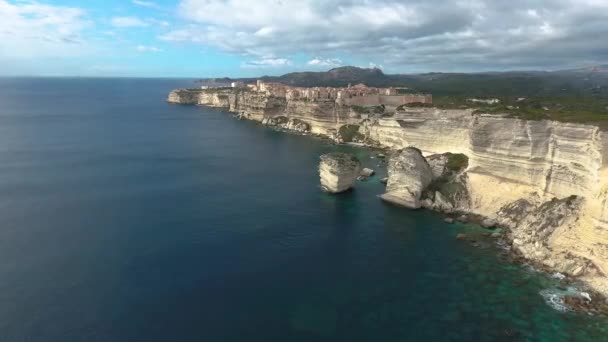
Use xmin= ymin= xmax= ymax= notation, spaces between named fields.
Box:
xmin=254 ymin=80 xmax=431 ymax=107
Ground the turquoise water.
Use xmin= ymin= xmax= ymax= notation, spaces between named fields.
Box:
xmin=0 ymin=78 xmax=606 ymax=341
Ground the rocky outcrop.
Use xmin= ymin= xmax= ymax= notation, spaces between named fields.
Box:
xmin=167 ymin=89 xmax=232 ymax=107
xmin=498 ymin=195 xmax=601 ymax=278
xmin=319 ymin=153 xmax=361 ymax=193
xmin=167 ymin=89 xmax=203 ymax=104
xmin=198 ymin=92 xmax=231 ymax=108
xmin=262 ymin=116 xmax=310 ymax=133
xmin=381 ymin=147 xmax=433 ymax=208
xmin=420 ymin=153 xmax=471 ymax=212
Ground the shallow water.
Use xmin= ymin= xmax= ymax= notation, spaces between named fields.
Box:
xmin=0 ymin=78 xmax=606 ymax=341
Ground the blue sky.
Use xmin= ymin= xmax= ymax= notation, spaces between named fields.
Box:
xmin=1 ymin=0 xmax=607 ymax=77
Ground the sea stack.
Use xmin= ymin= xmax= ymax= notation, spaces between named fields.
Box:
xmin=319 ymin=153 xmax=362 ymax=193
xmin=380 ymin=147 xmax=433 ymax=209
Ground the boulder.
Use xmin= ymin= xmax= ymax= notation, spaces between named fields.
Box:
xmin=380 ymin=147 xmax=433 ymax=209
xmin=481 ymin=218 xmax=497 ymax=229
xmin=457 ymin=215 xmax=468 ymax=223
xmin=319 ymin=153 xmax=362 ymax=194
xmin=360 ymin=168 xmax=375 ymax=177
xmin=456 ymin=233 xmax=467 ymax=240
xmin=444 ymin=218 xmax=455 ymax=224
xmin=380 ymin=177 xmax=389 ymax=185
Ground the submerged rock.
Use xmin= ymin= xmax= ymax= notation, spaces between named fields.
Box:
xmin=380 ymin=147 xmax=433 ymax=209
xmin=379 ymin=177 xmax=389 ymax=185
xmin=319 ymin=153 xmax=361 ymax=194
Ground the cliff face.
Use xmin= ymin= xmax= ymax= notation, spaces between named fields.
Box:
xmin=167 ymin=89 xmax=203 ymax=104
xmin=167 ymin=89 xmax=232 ymax=107
xmin=368 ymin=110 xmax=608 ymax=294
xmin=199 ymin=93 xmax=231 ymax=107
xmin=170 ymin=88 xmax=608 ymax=296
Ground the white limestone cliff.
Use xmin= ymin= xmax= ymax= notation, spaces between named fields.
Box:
xmin=171 ymin=88 xmax=608 ymax=296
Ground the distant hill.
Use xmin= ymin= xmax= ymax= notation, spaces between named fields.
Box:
xmin=197 ymin=65 xmax=608 ymax=98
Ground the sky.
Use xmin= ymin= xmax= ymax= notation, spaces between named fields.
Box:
xmin=1 ymin=0 xmax=607 ymax=77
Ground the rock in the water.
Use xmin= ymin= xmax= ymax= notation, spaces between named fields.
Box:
xmin=456 ymin=233 xmax=467 ymax=240
xmin=319 ymin=153 xmax=361 ymax=194
xmin=360 ymin=168 xmax=375 ymax=177
xmin=445 ymin=218 xmax=455 ymax=224
xmin=481 ymin=218 xmax=497 ymax=229
xmin=380 ymin=147 xmax=433 ymax=209
xmin=457 ymin=215 xmax=468 ymax=223
xmin=380 ymin=177 xmax=389 ymax=185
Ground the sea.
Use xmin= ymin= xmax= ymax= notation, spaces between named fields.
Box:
xmin=0 ymin=77 xmax=607 ymax=341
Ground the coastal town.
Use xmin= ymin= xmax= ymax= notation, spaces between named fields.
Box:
xmin=204 ymin=79 xmax=433 ymax=108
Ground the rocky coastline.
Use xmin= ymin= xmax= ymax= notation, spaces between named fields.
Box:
xmin=168 ymin=87 xmax=608 ymax=312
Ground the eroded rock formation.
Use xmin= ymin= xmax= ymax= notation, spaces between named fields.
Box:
xmin=381 ymin=147 xmax=433 ymax=209
xmin=319 ymin=153 xmax=362 ymax=193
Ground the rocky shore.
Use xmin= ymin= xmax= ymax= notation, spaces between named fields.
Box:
xmin=168 ymin=86 xmax=608 ymax=306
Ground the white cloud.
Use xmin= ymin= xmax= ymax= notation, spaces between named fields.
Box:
xmin=0 ymin=0 xmax=92 ymax=58
xmin=368 ymin=62 xmax=384 ymax=70
xmin=136 ymin=45 xmax=162 ymax=53
xmin=111 ymin=16 xmax=148 ymax=28
xmin=308 ymin=57 xmax=342 ymax=67
xmin=132 ymin=0 xmax=160 ymax=9
xmin=149 ymin=18 xmax=170 ymax=27
xmin=162 ymin=0 xmax=608 ymax=70
xmin=242 ymin=57 xmax=292 ymax=68
xmin=111 ymin=16 xmax=169 ymax=29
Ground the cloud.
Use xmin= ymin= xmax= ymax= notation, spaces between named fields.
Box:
xmin=149 ymin=18 xmax=170 ymax=27
xmin=136 ymin=45 xmax=162 ymax=53
xmin=111 ymin=16 xmax=169 ymax=29
xmin=242 ymin=57 xmax=292 ymax=68
xmin=0 ymin=0 xmax=92 ymax=58
xmin=111 ymin=16 xmax=148 ymax=28
xmin=368 ymin=62 xmax=384 ymax=70
xmin=132 ymin=0 xmax=160 ymax=9
xmin=161 ymin=0 xmax=608 ymax=71
xmin=308 ymin=57 xmax=342 ymax=67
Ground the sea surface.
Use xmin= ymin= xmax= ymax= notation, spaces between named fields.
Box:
xmin=0 ymin=78 xmax=607 ymax=341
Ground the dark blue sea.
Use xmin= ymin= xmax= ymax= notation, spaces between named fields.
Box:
xmin=0 ymin=78 xmax=607 ymax=341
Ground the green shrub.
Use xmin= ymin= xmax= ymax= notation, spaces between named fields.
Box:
xmin=338 ymin=125 xmax=364 ymax=142
xmin=445 ymin=153 xmax=469 ymax=172
xmin=351 ymin=105 xmax=370 ymax=114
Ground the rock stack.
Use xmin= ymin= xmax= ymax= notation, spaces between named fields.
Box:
xmin=319 ymin=153 xmax=362 ymax=193
xmin=380 ymin=147 xmax=433 ymax=209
